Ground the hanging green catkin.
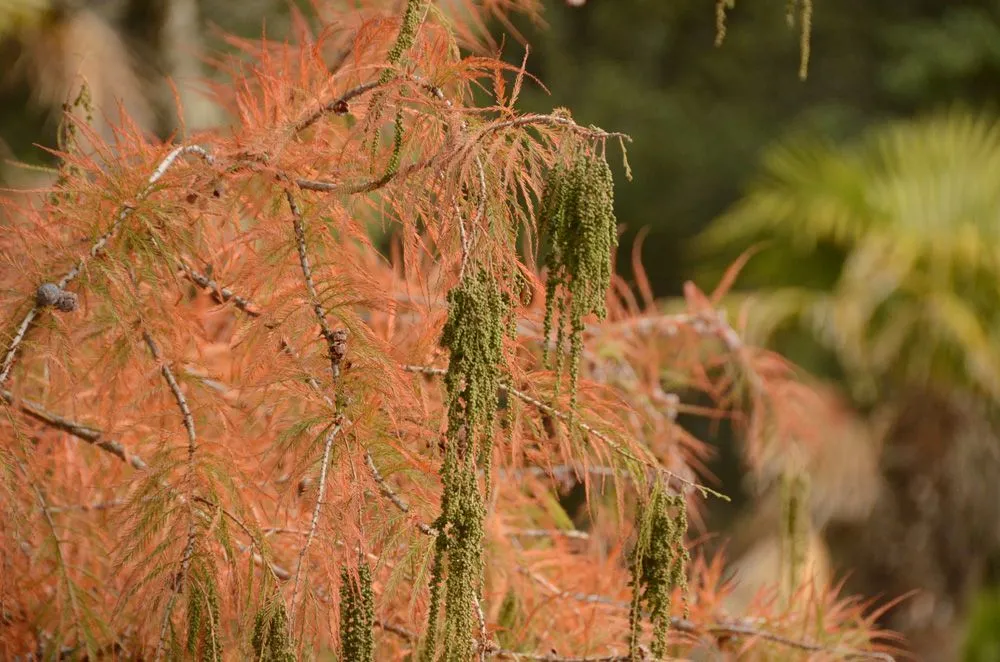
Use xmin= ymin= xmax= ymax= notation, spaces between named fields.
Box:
xmin=185 ymin=564 xmax=222 ymax=662
xmin=716 ymin=0 xmax=812 ymax=79
xmin=539 ymin=146 xmax=618 ymax=411
xmin=51 ymin=83 xmax=94 ymax=206
xmin=339 ymin=561 xmax=375 ymax=662
xmin=250 ymin=598 xmax=295 ymax=662
xmin=714 ymin=0 xmax=735 ymax=47
xmin=422 ymin=269 xmax=512 ymax=662
xmin=780 ymin=471 xmax=810 ymax=601
xmin=368 ymin=0 xmax=426 ymax=172
xmin=628 ymin=486 xmax=690 ymax=661
xmin=798 ymin=0 xmax=813 ymax=80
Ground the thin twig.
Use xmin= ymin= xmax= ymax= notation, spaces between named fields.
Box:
xmin=286 ymin=189 xmax=347 ymax=379
xmin=517 ymin=566 xmax=894 ymax=661
xmin=294 ymin=81 xmax=383 ymax=133
xmin=1 ymin=388 xmax=147 ymax=469
xmin=294 ymin=159 xmax=427 ymax=196
xmin=0 ymin=145 xmax=213 ymax=387
xmin=289 ymin=420 xmax=342 ymax=625
xmin=178 ymin=262 xmax=261 ymax=317
xmin=475 ymin=114 xmax=630 ymax=143
xmin=376 ymin=619 xmax=633 ymax=661
xmin=142 ymin=332 xmax=197 ymax=459
xmin=507 ymin=528 xmax=590 ymax=541
xmin=294 ymin=74 xmax=449 ymax=135
xmin=16 ymin=459 xmax=86 ymax=649
xmin=154 ymin=521 xmax=197 ymax=661
xmin=476 ymin=599 xmax=489 ymax=661
xmin=142 ymin=328 xmax=201 ymax=662
xmin=191 ymin=495 xmax=289 ymax=584
xmin=285 ymin=189 xmax=349 ymax=627
xmin=364 ymin=451 xmax=437 ymax=535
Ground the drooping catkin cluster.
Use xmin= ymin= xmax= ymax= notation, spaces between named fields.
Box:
xmin=787 ymin=0 xmax=813 ymax=80
xmin=380 ymin=0 xmax=427 ymax=84
xmin=51 ymin=83 xmax=94 ymax=200
xmin=250 ymin=598 xmax=295 ymax=662
xmin=339 ymin=561 xmax=376 ymax=662
xmin=423 ymin=269 xmax=512 ymax=662
xmin=715 ymin=0 xmax=813 ymax=79
xmin=185 ymin=564 xmax=222 ymax=662
xmin=628 ymin=485 xmax=690 ymax=661
xmin=370 ymin=0 xmax=426 ymax=174
xmin=780 ymin=470 xmax=810 ymax=600
xmin=539 ymin=145 xmax=618 ymax=410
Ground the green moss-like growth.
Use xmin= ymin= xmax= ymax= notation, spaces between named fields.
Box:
xmin=251 ymin=598 xmax=295 ymax=662
xmin=339 ymin=561 xmax=376 ymax=662
xmin=423 ymin=269 xmax=512 ymax=662
xmin=539 ymin=145 xmax=618 ymax=411
xmin=628 ymin=486 xmax=690 ymax=660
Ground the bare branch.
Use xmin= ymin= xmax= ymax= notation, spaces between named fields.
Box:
xmin=289 ymin=420 xmax=342 ymax=624
xmin=507 ymin=528 xmax=590 ymax=541
xmin=142 ymin=331 xmax=197 ymax=459
xmin=294 ymin=74 xmax=450 ymax=135
xmin=377 ymin=619 xmax=633 ymax=661
xmin=364 ymin=451 xmax=437 ymax=535
xmin=2 ymin=389 xmax=147 ymax=469
xmin=178 ymin=262 xmax=261 ymax=317
xmin=294 ymin=81 xmax=383 ymax=133
xmin=16 ymin=458 xmax=87 ymax=649
xmin=286 ymin=189 xmax=348 ymax=380
xmin=474 ymin=113 xmax=631 ymax=143
xmin=294 ymin=159 xmax=427 ymax=196
xmin=285 ymin=189 xmax=352 ymax=627
xmin=154 ymin=520 xmax=197 ymax=661
xmin=141 ymin=320 xmax=202 ymax=661
xmin=518 ymin=566 xmax=894 ymax=661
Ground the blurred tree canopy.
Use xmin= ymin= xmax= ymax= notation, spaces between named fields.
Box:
xmin=507 ymin=0 xmax=1000 ymax=298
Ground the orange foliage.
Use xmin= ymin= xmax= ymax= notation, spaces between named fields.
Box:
xmin=0 ymin=1 xmax=894 ymax=660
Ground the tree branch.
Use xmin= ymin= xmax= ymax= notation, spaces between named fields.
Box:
xmin=294 ymin=81 xmax=383 ymax=133
xmin=518 ymin=565 xmax=894 ymax=661
xmin=0 ymin=145 xmax=214 ymax=387
xmin=364 ymin=451 xmax=437 ymax=535
xmin=376 ymin=619 xmax=634 ymax=661
xmin=141 ymin=327 xmax=201 ymax=662
xmin=1 ymin=388 xmax=147 ymax=469
xmin=178 ymin=261 xmax=261 ymax=317
xmin=284 ymin=190 xmax=350 ymax=627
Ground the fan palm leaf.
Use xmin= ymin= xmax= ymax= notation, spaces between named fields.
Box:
xmin=697 ymin=110 xmax=1000 ymax=402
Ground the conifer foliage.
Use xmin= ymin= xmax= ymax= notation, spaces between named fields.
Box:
xmin=0 ymin=1 xmax=892 ymax=660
